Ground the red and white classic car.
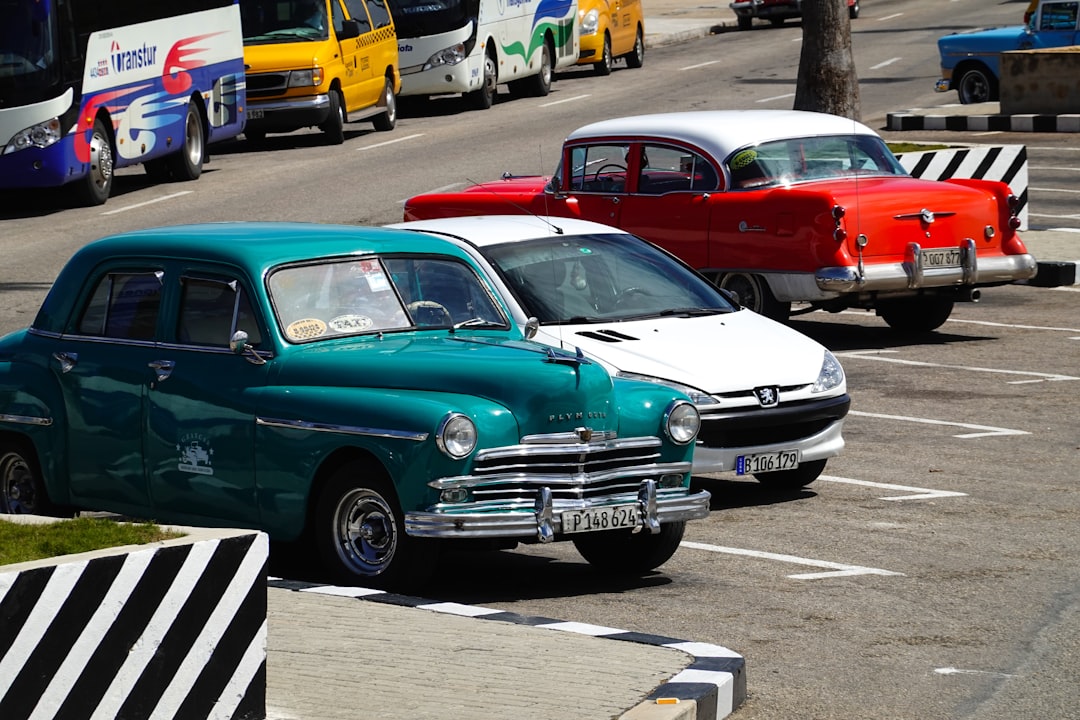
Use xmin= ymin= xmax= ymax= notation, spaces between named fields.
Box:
xmin=403 ymin=110 xmax=1037 ymax=333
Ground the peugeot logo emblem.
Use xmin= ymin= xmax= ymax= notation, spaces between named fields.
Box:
xmin=754 ymin=386 xmax=780 ymax=407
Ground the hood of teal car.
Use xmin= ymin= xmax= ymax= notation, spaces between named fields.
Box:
xmin=274 ymin=333 xmax=620 ymax=432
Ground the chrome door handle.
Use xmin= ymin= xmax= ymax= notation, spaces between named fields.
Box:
xmin=53 ymin=351 xmax=78 ymax=374
xmin=148 ymin=360 xmax=175 ymax=382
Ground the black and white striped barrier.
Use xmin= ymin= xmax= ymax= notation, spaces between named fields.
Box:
xmin=0 ymin=526 xmax=268 ymax=720
xmin=268 ymin=577 xmax=747 ymax=720
xmin=895 ymin=144 xmax=1029 ymax=231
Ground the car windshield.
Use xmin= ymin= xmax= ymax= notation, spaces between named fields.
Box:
xmin=726 ymin=133 xmax=909 ymax=190
xmin=268 ymin=255 xmax=507 ymax=342
xmin=240 ymin=0 xmax=330 ymax=43
xmin=482 ymin=233 xmax=735 ymax=324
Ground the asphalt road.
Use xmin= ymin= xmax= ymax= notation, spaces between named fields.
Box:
xmin=2 ymin=0 xmax=1078 ymax=718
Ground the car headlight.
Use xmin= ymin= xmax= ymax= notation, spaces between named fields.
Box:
xmin=812 ymin=350 xmax=845 ymax=393
xmin=437 ymin=413 xmax=477 ymax=459
xmin=3 ymin=117 xmax=63 ymax=154
xmin=579 ymin=9 xmax=600 ymax=35
xmin=424 ymin=43 xmax=467 ymax=70
xmin=288 ymin=68 xmax=323 ymax=87
xmin=617 ymin=371 xmax=719 ymax=407
xmin=664 ymin=400 xmax=700 ymax=445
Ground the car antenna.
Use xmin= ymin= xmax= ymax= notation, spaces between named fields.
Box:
xmin=460 ymin=174 xmax=564 ymax=235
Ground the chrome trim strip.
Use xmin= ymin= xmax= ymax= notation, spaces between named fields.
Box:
xmin=0 ymin=413 xmax=53 ymax=427
xmin=429 ymin=461 xmax=693 ymax=491
xmin=247 ymin=94 xmax=330 ymax=113
xmin=520 ymin=430 xmax=619 ymax=444
xmin=475 ymin=436 xmax=661 ymax=462
xmin=255 ymin=416 xmax=428 ymax=442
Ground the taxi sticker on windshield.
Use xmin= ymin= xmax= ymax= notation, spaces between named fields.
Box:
xmin=328 ymin=314 xmax=373 ymax=333
xmin=730 ymin=149 xmax=758 ymax=170
xmin=286 ymin=318 xmax=328 ymax=341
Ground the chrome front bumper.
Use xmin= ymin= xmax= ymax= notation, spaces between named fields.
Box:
xmin=817 ymin=242 xmax=1037 ymax=294
xmin=405 ymin=477 xmax=711 ymax=540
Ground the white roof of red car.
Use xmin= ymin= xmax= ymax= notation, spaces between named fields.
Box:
xmin=390 ymin=215 xmax=624 ymax=248
xmin=565 ymin=110 xmax=880 ymax=162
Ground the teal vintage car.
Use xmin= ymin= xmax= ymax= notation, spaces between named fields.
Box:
xmin=0 ymin=223 xmax=709 ymax=589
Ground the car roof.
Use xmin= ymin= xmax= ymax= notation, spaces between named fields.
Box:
xmin=72 ymin=222 xmax=474 ymax=271
xmin=565 ymin=110 xmax=880 ymax=161
xmin=390 ymin=215 xmax=627 ymax=248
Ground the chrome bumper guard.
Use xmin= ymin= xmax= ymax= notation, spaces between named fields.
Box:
xmin=816 ymin=243 xmax=1037 ymax=294
xmin=405 ymin=474 xmax=711 ymax=540
xmin=247 ymin=94 xmax=331 ymax=114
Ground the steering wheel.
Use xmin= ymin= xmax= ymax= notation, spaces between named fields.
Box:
xmin=408 ymin=300 xmax=452 ymax=327
xmin=592 ymin=163 xmax=627 ymax=183
xmin=613 ymin=287 xmax=650 ymax=308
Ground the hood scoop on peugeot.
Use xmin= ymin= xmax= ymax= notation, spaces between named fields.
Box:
xmin=575 ymin=329 xmax=641 ymax=343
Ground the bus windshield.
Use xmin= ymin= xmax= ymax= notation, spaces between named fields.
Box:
xmin=387 ymin=0 xmax=477 ymax=38
xmin=0 ymin=0 xmax=61 ymax=95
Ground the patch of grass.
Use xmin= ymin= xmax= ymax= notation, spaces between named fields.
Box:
xmin=0 ymin=516 xmax=185 ymax=566
xmin=888 ymin=142 xmax=955 ymax=153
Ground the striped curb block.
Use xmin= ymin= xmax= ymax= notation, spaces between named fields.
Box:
xmin=268 ymin=577 xmax=747 ymax=720
xmin=894 ymin=144 xmax=1029 ymax=230
xmin=0 ymin=523 xmax=268 ymax=720
xmin=886 ymin=112 xmax=1080 ymax=134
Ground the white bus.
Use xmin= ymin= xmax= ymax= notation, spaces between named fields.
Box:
xmin=389 ymin=0 xmax=578 ymax=110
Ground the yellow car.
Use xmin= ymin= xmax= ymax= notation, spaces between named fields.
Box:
xmin=575 ymin=0 xmax=645 ymax=75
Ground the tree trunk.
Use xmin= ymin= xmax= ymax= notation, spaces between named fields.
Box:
xmin=794 ymin=0 xmax=861 ymax=120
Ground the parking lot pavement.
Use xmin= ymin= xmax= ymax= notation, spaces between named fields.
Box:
xmin=265 ymin=579 xmax=745 ymax=720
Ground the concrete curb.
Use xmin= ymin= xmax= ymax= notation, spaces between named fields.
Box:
xmin=267 ymin=577 xmax=747 ymax=720
xmin=887 ymin=111 xmax=1080 ymax=133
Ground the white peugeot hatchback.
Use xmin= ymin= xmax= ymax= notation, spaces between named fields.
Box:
xmin=390 ymin=215 xmax=850 ymax=489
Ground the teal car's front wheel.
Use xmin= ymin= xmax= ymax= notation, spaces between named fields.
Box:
xmin=316 ymin=464 xmax=438 ymax=590
xmin=1 ymin=440 xmax=69 ymax=516
xmin=572 ymin=520 xmax=686 ymax=574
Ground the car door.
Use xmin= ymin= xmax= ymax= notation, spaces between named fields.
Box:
xmin=616 ymin=142 xmax=718 ymax=269
xmin=1032 ymin=0 xmax=1080 ymax=47
xmin=142 ymin=271 xmax=271 ymax=525
xmin=610 ymin=0 xmax=638 ymax=55
xmin=54 ymin=268 xmax=165 ymax=511
xmin=557 ymin=141 xmax=628 ymax=227
xmin=335 ymin=0 xmax=370 ymax=110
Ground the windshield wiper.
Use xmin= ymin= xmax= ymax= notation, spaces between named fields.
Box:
xmin=449 ymin=317 xmax=504 ymax=333
xmin=658 ymin=307 xmax=732 ymax=317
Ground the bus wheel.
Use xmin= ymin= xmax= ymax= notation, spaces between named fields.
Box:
xmin=166 ymin=101 xmax=204 ymax=181
xmin=624 ymin=27 xmax=645 ymax=68
xmin=516 ymin=40 xmax=552 ymax=97
xmin=372 ymin=77 xmax=397 ymax=132
xmin=76 ymin=118 xmax=113 ymax=206
xmin=321 ymin=90 xmax=346 ymax=144
xmin=467 ymin=51 xmax=497 ymax=110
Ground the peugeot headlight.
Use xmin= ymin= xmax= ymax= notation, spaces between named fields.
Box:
xmin=436 ymin=413 xmax=477 ymax=459
xmin=288 ymin=68 xmax=324 ymax=87
xmin=424 ymin=43 xmax=467 ymax=70
xmin=579 ymin=9 xmax=600 ymax=35
xmin=617 ymin=371 xmax=719 ymax=407
xmin=812 ymin=350 xmax=845 ymax=393
xmin=664 ymin=400 xmax=700 ymax=445
xmin=4 ymin=117 xmax=63 ymax=155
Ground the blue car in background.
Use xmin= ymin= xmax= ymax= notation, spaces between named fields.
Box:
xmin=936 ymin=0 xmax=1080 ymax=103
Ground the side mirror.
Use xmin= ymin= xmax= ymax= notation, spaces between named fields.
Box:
xmin=338 ymin=18 xmax=362 ymax=40
xmin=523 ymin=317 xmax=540 ymax=340
xmin=230 ymin=330 xmax=267 ymax=365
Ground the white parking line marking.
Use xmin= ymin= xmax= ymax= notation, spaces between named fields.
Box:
xmin=945 ymin=318 xmax=1080 ymax=333
xmin=820 ymin=475 xmax=968 ymax=501
xmin=539 ymin=94 xmax=590 ymax=107
xmin=680 ymin=541 xmax=903 ymax=580
xmin=757 ymin=93 xmax=796 ymax=103
xmin=870 ymin=57 xmax=901 ymax=70
xmin=681 ymin=60 xmax=722 ymax=70
xmin=1031 ymin=186 xmax=1080 ymax=194
xmin=878 ymin=12 xmax=904 ymax=21
xmin=836 ymin=349 xmax=1079 ymax=383
xmin=100 ymin=191 xmax=192 ymax=215
xmin=358 ymin=132 xmax=424 ymax=150
xmin=935 ymin=667 xmax=1017 ymax=678
xmin=847 ymin=410 xmax=1029 ymax=439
